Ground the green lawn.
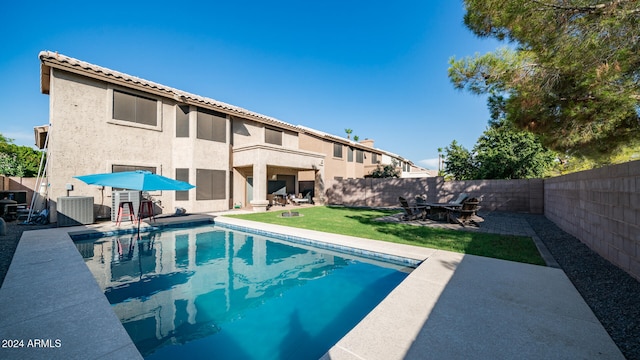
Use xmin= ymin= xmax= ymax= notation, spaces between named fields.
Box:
xmin=226 ymin=206 xmax=546 ymax=265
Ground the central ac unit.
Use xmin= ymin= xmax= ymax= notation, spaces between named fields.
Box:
xmin=57 ymin=196 xmax=94 ymax=227
xmin=111 ymin=191 xmax=142 ymax=222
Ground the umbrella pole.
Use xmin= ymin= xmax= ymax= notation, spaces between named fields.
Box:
xmin=137 ymin=207 xmax=141 ymax=240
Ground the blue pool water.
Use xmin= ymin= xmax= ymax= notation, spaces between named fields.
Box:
xmin=75 ymin=224 xmax=411 ymax=360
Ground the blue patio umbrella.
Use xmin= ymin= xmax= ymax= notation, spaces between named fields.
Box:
xmin=74 ymin=170 xmax=195 ymax=191
xmin=74 ymin=170 xmax=195 ymax=236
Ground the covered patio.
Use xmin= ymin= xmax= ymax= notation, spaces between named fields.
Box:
xmin=232 ymin=143 xmax=325 ymax=212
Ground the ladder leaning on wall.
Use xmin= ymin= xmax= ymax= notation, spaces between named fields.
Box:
xmin=25 ymin=124 xmax=51 ymax=224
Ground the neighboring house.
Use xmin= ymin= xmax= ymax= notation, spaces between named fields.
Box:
xmin=38 ymin=51 xmax=426 ymax=221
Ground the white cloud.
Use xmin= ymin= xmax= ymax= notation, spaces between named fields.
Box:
xmin=418 ymin=158 xmax=440 ymax=170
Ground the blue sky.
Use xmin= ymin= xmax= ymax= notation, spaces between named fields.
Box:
xmin=0 ymin=1 xmax=501 ymax=169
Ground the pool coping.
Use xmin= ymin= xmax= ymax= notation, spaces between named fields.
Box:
xmin=214 ymin=220 xmax=424 ymax=268
xmin=0 ymin=214 xmax=624 ymax=359
xmin=0 ymin=214 xmax=430 ymax=360
xmin=0 ymin=215 xmax=215 ymax=360
xmin=213 ymin=217 xmax=624 ymax=359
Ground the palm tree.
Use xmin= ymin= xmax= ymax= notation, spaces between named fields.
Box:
xmin=353 ymin=135 xmax=359 ymax=142
xmin=345 ymin=129 xmax=353 ymax=139
xmin=437 ymin=147 xmax=443 ymax=173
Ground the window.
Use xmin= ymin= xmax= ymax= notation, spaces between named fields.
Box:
xmin=356 ymin=150 xmax=364 ymax=163
xmin=175 ymin=168 xmax=189 ymax=200
xmin=113 ymin=90 xmax=157 ymax=126
xmin=176 ymin=105 xmax=189 ymax=138
xmin=265 ymin=127 xmax=282 ymax=145
xmin=333 ymin=143 xmax=342 ymax=158
xmin=111 ymin=165 xmax=156 ymax=191
xmin=197 ymin=108 xmax=227 ymax=142
xmin=196 ymin=169 xmax=226 ymax=200
xmin=347 ymin=147 xmax=354 ymax=162
xmin=371 ymin=153 xmax=378 ymax=164
xmin=112 ymin=165 xmax=156 ymax=174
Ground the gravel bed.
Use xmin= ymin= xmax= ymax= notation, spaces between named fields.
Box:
xmin=525 ymin=214 xmax=640 ymax=360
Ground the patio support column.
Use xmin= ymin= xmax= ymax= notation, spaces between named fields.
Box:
xmin=250 ymin=163 xmax=269 ymax=212
xmin=314 ymin=166 xmax=325 ymax=205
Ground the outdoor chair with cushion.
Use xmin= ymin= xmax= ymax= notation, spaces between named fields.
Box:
xmin=304 ymin=192 xmax=314 ymax=204
xmin=291 ymin=192 xmax=314 ymax=206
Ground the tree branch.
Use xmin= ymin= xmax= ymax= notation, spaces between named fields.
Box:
xmin=529 ymin=0 xmax=637 ymax=14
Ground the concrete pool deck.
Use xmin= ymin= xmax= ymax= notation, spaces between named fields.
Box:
xmin=0 ymin=213 xmax=624 ymax=359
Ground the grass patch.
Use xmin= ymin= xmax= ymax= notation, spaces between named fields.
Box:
xmin=226 ymin=206 xmax=545 ymax=266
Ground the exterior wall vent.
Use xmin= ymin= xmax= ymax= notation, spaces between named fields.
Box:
xmin=57 ymin=196 xmax=94 ymax=227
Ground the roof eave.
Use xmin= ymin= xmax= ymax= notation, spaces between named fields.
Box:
xmin=40 ymin=63 xmax=50 ymax=94
xmin=38 ymin=51 xmax=302 ymax=133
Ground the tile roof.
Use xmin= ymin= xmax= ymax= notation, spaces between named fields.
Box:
xmin=38 ymin=50 xmax=413 ymax=164
xmin=38 ymin=50 xmax=298 ymax=131
xmin=297 ymin=126 xmax=413 ymax=164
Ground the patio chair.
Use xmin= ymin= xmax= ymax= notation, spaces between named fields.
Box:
xmin=304 ymin=192 xmax=314 ymax=205
xmin=427 ymin=193 xmax=469 ymax=221
xmin=446 ymin=198 xmax=481 ymax=227
xmin=399 ymin=196 xmax=420 ymax=221
xmin=414 ymin=195 xmax=429 ymax=219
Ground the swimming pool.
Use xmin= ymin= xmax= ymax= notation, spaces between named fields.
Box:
xmin=75 ymin=224 xmax=412 ymax=359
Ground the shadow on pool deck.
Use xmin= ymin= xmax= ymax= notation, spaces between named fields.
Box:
xmin=0 ymin=213 xmax=626 ymax=360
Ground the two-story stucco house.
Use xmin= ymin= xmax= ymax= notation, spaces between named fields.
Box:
xmin=38 ymin=51 xmax=424 ymax=221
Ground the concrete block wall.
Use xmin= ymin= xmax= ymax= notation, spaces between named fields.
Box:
xmin=326 ymin=177 xmax=544 ymax=213
xmin=0 ymin=176 xmax=40 ymax=207
xmin=325 ymin=177 xmax=440 ymax=208
xmin=439 ymin=178 xmax=544 ymax=213
xmin=0 ymin=176 xmax=7 ymax=191
xmin=545 ymin=160 xmax=640 ymax=281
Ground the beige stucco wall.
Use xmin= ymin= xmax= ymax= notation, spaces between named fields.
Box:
xmin=298 ymin=133 xmax=381 ymax=181
xmin=41 ymin=60 xmax=425 ymax=219
xmin=232 ymin=117 xmax=298 ymax=148
xmin=299 ymin=133 xmax=340 ymax=180
xmin=232 ymin=117 xmax=262 ymax=147
xmin=44 ymin=67 xmax=334 ymax=217
xmin=46 ymin=69 xmax=226 ymax=221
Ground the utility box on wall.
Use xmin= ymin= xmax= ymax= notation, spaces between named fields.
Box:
xmin=57 ymin=196 xmax=94 ymax=227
